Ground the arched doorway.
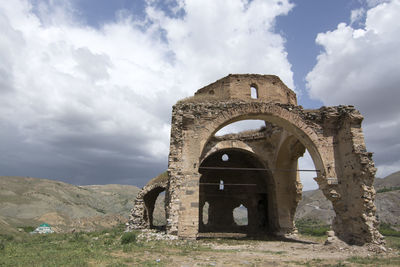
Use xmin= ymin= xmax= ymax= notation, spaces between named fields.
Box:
xmin=128 ymin=172 xmax=168 ymax=230
xmin=143 ymin=187 xmax=166 ymax=230
xmin=198 ymin=148 xmax=276 ymax=236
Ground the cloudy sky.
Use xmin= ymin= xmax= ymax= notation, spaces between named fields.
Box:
xmin=0 ymin=0 xmax=398 ymax=189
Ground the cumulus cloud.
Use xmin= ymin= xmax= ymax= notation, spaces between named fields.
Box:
xmin=0 ymin=0 xmax=294 ymax=185
xmin=350 ymin=8 xmax=365 ymax=25
xmin=306 ymin=0 xmax=400 ymax=178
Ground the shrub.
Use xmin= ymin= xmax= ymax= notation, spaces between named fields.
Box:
xmin=0 ymin=234 xmax=14 ymax=241
xmin=296 ymin=218 xmax=330 ymax=236
xmin=69 ymin=232 xmax=87 ymax=243
xmin=377 ymin=186 xmax=400 ymax=193
xmin=379 ymin=223 xmax=400 ymax=237
xmin=121 ymin=232 xmax=136 ymax=245
xmin=20 ymin=226 xmax=35 ymax=233
xmin=103 ymin=238 xmax=114 ymax=245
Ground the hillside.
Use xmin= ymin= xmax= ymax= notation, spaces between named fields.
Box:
xmin=154 ymin=171 xmax=400 ymax=228
xmin=1 ymin=171 xmax=399 ymax=234
xmin=295 ymin=171 xmax=400 ymax=226
xmin=0 ymin=176 xmax=140 ymax=233
xmin=374 ymin=171 xmax=400 ymax=190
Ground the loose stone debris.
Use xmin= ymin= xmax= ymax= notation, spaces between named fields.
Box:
xmin=137 ymin=229 xmax=178 ymax=242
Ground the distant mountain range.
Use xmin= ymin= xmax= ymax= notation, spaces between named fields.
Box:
xmin=0 ymin=171 xmax=398 ymax=234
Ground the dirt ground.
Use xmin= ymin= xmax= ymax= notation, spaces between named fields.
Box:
xmin=109 ymin=234 xmax=400 ymax=267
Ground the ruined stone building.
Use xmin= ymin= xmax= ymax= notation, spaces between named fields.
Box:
xmin=129 ymin=74 xmax=383 ymax=245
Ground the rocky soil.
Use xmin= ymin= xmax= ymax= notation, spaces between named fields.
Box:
xmin=117 ymin=229 xmax=399 ymax=267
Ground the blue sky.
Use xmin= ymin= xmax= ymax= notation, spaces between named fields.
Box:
xmin=277 ymin=0 xmax=359 ymax=108
xmin=0 ymin=0 xmax=399 ymax=190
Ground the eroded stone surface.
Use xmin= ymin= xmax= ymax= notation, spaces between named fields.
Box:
xmin=129 ymin=74 xmax=383 ymax=245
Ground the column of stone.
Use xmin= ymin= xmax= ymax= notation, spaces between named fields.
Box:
xmin=166 ymin=104 xmax=185 ymax=235
xmin=127 ymin=198 xmax=148 ymax=230
xmin=330 ymin=107 xmax=383 ymax=245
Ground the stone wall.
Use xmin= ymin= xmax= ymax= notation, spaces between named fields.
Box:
xmin=194 ymin=74 xmax=297 ymax=104
xmin=129 ymin=74 xmax=383 ymax=245
xmin=165 ymin=100 xmax=382 ymax=244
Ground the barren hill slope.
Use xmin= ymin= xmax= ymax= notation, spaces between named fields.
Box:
xmin=1 ymin=172 xmax=398 ymax=234
xmin=295 ymin=171 xmax=400 ymax=226
xmin=0 ymin=176 xmax=140 ymax=233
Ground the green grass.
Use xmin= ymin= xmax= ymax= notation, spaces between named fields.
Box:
xmin=120 ymin=232 xmax=136 ymax=244
xmin=348 ymin=255 xmax=400 ymax=265
xmin=295 ymin=218 xmax=330 ymax=236
xmin=1 ymin=221 xmax=399 ymax=267
xmin=0 ymin=233 xmax=107 ymax=266
xmin=376 ymin=186 xmax=400 ymax=193
xmin=0 ymin=224 xmax=133 ymax=266
xmin=0 ymin=224 xmax=215 ymax=267
xmin=379 ymin=223 xmax=400 ymax=237
xmin=385 ymin=236 xmax=400 ymax=250
xmin=19 ymin=226 xmax=35 ymax=233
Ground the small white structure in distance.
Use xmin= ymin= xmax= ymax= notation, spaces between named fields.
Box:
xmin=31 ymin=223 xmax=54 ymax=234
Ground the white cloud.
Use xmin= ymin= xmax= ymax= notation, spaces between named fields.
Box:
xmin=306 ymin=0 xmax=400 ymax=178
xmin=0 ymin=0 xmax=294 ymax=184
xmin=350 ymin=8 xmax=365 ymax=25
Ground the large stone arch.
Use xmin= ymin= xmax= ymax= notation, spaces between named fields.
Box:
xmin=199 ymin=104 xmax=331 ymax=181
xmin=200 ymin=140 xmax=256 ymax=164
xmin=167 ymin=101 xmax=382 ymax=245
xmin=132 ymin=74 xmax=382 ymax=246
xmin=195 ymin=104 xmax=334 ymax=236
xmin=127 ymin=172 xmax=168 ymax=230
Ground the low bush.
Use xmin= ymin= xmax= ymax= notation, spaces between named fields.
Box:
xmin=376 ymin=186 xmax=400 ymax=193
xmin=379 ymin=223 xmax=400 ymax=237
xmin=0 ymin=234 xmax=14 ymax=241
xmin=121 ymin=232 xmax=136 ymax=245
xmin=295 ymin=218 xmax=330 ymax=236
xmin=20 ymin=226 xmax=35 ymax=233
